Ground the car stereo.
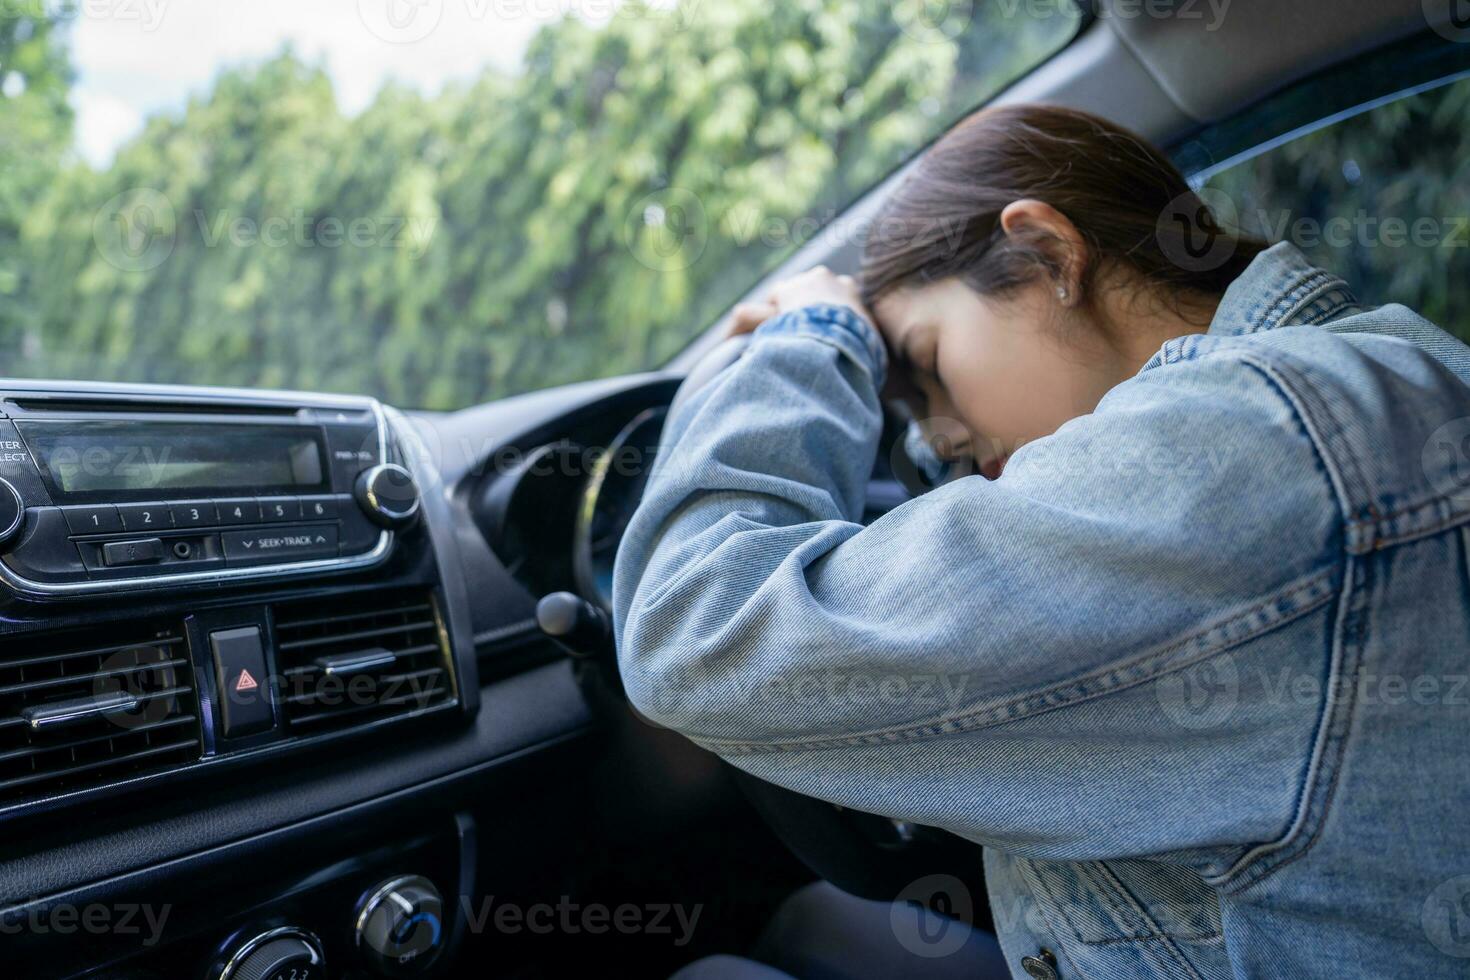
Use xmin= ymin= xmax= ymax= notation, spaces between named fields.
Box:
xmin=0 ymin=382 xmax=422 ymax=598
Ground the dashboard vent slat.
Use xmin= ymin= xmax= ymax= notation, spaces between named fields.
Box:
xmin=0 ymin=715 xmax=197 ymax=765
xmin=272 ymin=590 xmax=455 ymax=733
xmin=0 ymin=657 xmax=191 ymax=698
xmin=0 ymin=624 xmax=203 ymax=805
xmin=2 ymin=635 xmax=186 ymax=673
xmin=0 ymin=739 xmax=202 ymax=795
xmin=276 ymin=619 xmax=437 ymax=652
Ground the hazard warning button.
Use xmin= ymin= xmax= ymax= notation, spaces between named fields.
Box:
xmin=209 ymin=626 xmax=276 ymax=739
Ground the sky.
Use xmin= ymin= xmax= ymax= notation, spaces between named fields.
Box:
xmin=66 ymin=0 xmax=653 ymax=167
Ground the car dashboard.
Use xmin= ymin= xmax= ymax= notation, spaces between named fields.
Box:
xmin=0 ymin=370 xmax=873 ymax=979
xmin=0 ymin=371 xmax=661 ymax=975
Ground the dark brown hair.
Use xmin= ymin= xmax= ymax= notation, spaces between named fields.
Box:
xmin=860 ymin=104 xmax=1263 ymax=315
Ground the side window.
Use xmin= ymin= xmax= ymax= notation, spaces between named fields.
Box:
xmin=1197 ymin=74 xmax=1470 ymax=339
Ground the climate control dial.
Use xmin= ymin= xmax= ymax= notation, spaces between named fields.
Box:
xmin=355 ymin=875 xmax=446 ymax=977
xmin=215 ymin=926 xmax=324 ymax=980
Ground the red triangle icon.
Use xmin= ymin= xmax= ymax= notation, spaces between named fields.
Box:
xmin=234 ymin=669 xmax=259 ymax=693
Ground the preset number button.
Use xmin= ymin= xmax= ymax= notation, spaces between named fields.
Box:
xmin=174 ymin=500 xmax=218 ymax=527
xmin=118 ymin=502 xmax=175 ymax=531
xmin=215 ymin=498 xmax=261 ymax=525
xmin=61 ymin=505 xmax=123 ymax=535
xmin=259 ymin=497 xmax=302 ymax=522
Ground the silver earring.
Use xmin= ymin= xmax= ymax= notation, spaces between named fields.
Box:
xmin=1056 ymin=286 xmax=1069 ymax=302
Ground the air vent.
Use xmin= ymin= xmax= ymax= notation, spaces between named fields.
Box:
xmin=273 ymin=591 xmax=455 ymax=732
xmin=0 ymin=624 xmax=202 ymax=804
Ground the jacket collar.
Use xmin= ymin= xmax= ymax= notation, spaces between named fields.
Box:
xmin=1209 ymin=242 xmax=1362 ymax=336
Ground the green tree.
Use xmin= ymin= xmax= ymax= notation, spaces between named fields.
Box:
xmin=0 ymin=8 xmax=72 ymax=352
xmin=13 ymin=0 xmax=1076 ymax=408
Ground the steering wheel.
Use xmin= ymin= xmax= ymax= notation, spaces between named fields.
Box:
xmin=647 ymin=332 xmax=990 ymax=912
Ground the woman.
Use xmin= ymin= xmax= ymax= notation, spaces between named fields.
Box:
xmin=614 ymin=105 xmax=1470 ymax=979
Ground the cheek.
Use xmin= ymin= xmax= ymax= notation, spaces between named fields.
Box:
xmin=941 ymin=323 xmax=1084 ymax=450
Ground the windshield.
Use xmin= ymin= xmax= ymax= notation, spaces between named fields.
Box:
xmin=0 ymin=1 xmax=1078 ymax=410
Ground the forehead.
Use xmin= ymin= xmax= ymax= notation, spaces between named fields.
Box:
xmin=873 ymin=285 xmax=928 ymax=334
xmin=874 ymin=280 xmax=964 ymax=337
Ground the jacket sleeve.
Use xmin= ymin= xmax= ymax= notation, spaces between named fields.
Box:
xmin=612 ymin=304 xmax=1344 ymax=863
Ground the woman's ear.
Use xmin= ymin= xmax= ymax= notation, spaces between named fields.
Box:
xmin=999 ymin=199 xmax=1086 ymax=303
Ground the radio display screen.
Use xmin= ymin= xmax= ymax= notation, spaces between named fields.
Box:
xmin=22 ymin=421 xmax=328 ymax=497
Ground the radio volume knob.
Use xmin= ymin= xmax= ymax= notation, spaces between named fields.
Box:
xmin=0 ymin=478 xmax=23 ymax=552
xmin=355 ymin=463 xmax=421 ymax=530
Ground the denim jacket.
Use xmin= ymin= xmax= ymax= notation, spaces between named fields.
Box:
xmin=613 ymin=243 xmax=1470 ymax=979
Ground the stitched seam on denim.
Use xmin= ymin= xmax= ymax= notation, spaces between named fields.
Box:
xmin=1308 ymin=285 xmax=1361 ymax=324
xmin=1015 ymin=858 xmax=1091 ymax=954
xmin=1341 ymin=486 xmax=1470 ymax=548
xmin=1158 ymin=347 xmax=1354 ymax=546
xmin=1272 ymin=350 xmax=1378 ymax=524
xmin=1211 ymin=553 xmax=1367 ymax=892
xmin=1252 ymin=272 xmax=1322 ymax=332
xmin=1070 ymin=863 xmax=1146 ymax=940
xmin=1091 ymin=863 xmax=1207 ymax=978
xmin=1074 ymin=862 xmax=1152 ymax=942
xmin=1257 ymin=341 xmax=1470 ymax=541
xmin=1089 ymin=863 xmax=1222 ymax=943
xmin=1256 ymin=270 xmax=1340 ymax=332
xmin=1085 ymin=933 xmax=1223 ymax=946
xmin=1224 ymin=344 xmax=1459 ymax=555
xmin=695 ymin=568 xmax=1336 ymax=754
xmin=1368 ymin=505 xmax=1470 ymax=549
xmin=1225 ymin=351 xmax=1364 ymax=535
xmin=1034 ymin=861 xmax=1210 ymax=974
xmin=1024 ymin=862 xmax=1092 ymax=944
xmin=758 ymin=305 xmax=885 ymax=381
xmin=1300 ymin=302 xmax=1344 ymax=327
xmin=807 ymin=303 xmax=886 ymax=370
